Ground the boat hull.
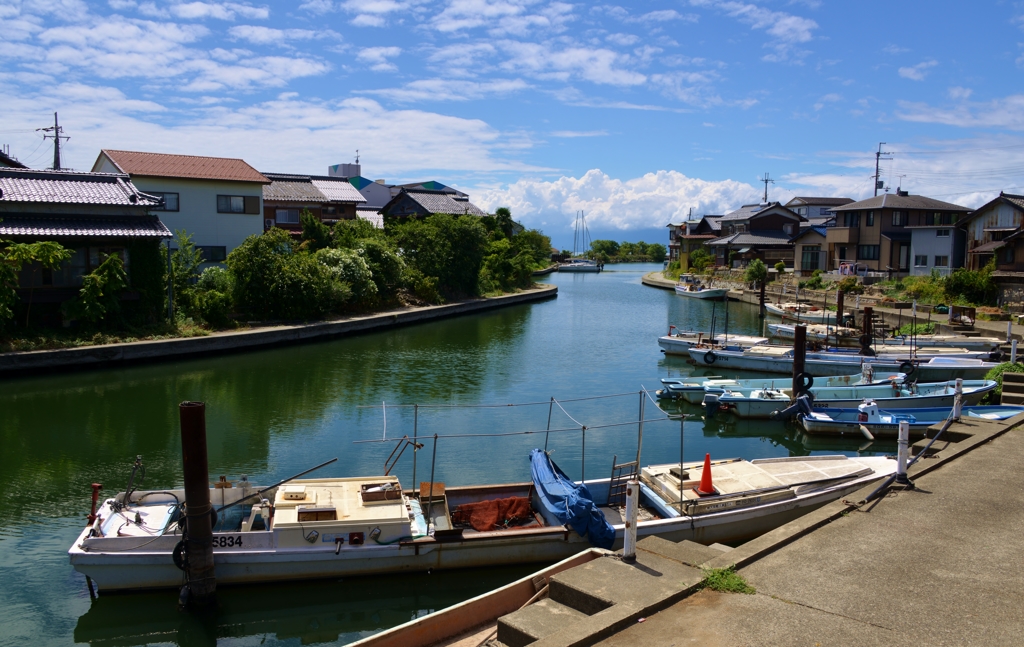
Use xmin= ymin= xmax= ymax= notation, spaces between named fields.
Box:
xmin=674 ymin=286 xmax=728 ymax=299
xmin=765 ymin=304 xmax=835 ymax=324
xmin=723 ymin=387 xmax=991 ymax=419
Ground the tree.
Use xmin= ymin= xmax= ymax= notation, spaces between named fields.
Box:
xmin=63 ymin=254 xmax=129 ymax=324
xmin=299 ymin=209 xmax=331 ymax=252
xmin=646 ymin=243 xmax=667 ymax=263
xmin=171 ymin=230 xmax=203 ymax=319
xmin=591 ymin=239 xmax=620 ymax=258
xmin=493 ymin=207 xmax=515 ymax=240
xmin=2 ymin=240 xmax=73 ymax=327
xmin=744 ymin=258 xmax=767 ymax=285
xmin=689 ymin=247 xmax=712 ymax=272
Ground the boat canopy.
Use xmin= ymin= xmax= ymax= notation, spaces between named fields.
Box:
xmin=529 ymin=449 xmax=615 ymax=549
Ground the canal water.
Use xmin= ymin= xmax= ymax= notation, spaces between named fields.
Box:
xmin=0 ymin=263 xmax=888 ymax=646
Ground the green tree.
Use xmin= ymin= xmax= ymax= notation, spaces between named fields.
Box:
xmin=591 ymin=240 xmax=620 ymax=258
xmin=646 ymin=243 xmax=667 ymax=262
xmin=774 ymin=260 xmax=786 ymax=274
xmin=945 ymin=258 xmax=997 ymax=306
xmin=2 ymin=240 xmax=73 ymax=327
xmin=493 ymin=207 xmax=515 ymax=240
xmin=299 ymin=209 xmax=331 ymax=252
xmin=171 ymin=230 xmax=203 ymax=318
xmin=332 ymin=218 xmax=385 ymax=249
xmin=63 ymin=254 xmax=129 ymax=324
xmin=388 ymin=214 xmax=488 ymax=298
xmin=689 ymin=247 xmax=712 ymax=272
xmin=512 ymin=229 xmax=552 ymax=268
xmin=744 ymin=258 xmax=767 ymax=285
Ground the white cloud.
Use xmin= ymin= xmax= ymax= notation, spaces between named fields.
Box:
xmin=357 ymin=46 xmax=401 ymax=71
xmin=896 ymin=94 xmax=1024 ymax=130
xmin=498 ymin=41 xmax=646 ymax=86
xmin=947 ymin=86 xmax=972 ymax=100
xmin=626 ymin=9 xmax=698 ymax=24
xmin=428 ymin=0 xmax=575 ymax=36
xmin=228 ymin=25 xmax=334 ymax=45
xmin=550 ymin=130 xmax=607 ymax=137
xmin=898 ymin=60 xmax=937 ymax=81
xmin=172 ymin=2 xmax=270 ymax=20
xmin=882 ymin=44 xmax=908 ymax=55
xmin=813 ymin=92 xmax=841 ymax=110
xmin=606 ymin=33 xmax=639 ymax=46
xmin=650 ymin=70 xmax=722 ymax=106
xmin=361 ymin=78 xmax=529 ymax=102
xmin=691 ymin=0 xmax=818 ymax=62
xmin=474 ymin=169 xmax=762 ymax=231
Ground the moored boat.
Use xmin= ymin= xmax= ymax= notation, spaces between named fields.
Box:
xmin=673 ymin=274 xmax=728 ymax=300
xmin=69 ymin=451 xmax=896 ymax=592
xmin=558 ymin=259 xmax=601 ymax=272
xmin=765 ymin=302 xmax=836 ymax=324
xmin=658 ymin=328 xmax=770 ymax=355
xmin=767 ymin=323 xmax=1002 ymax=352
xmin=798 ymin=401 xmax=1024 ymax=438
xmin=656 ymin=371 xmax=891 ymax=403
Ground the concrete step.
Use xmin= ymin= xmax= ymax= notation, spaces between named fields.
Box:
xmin=497 ymin=598 xmax=588 ymax=647
xmin=1001 ymin=393 xmax=1024 ymax=405
xmin=635 ymin=535 xmax=729 ymax=567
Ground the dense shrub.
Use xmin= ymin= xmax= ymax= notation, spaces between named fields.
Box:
xmin=744 ymin=259 xmax=767 ymax=285
xmin=984 ymin=362 xmax=1024 ymax=402
xmin=299 ymin=210 xmax=331 ymax=252
xmin=480 ymin=238 xmax=534 ymax=292
xmin=316 ymin=247 xmax=377 ymax=305
xmin=125 ymin=239 xmax=167 ymax=324
xmin=389 ymin=214 xmax=488 ymax=298
xmin=689 ymin=248 xmax=712 ymax=272
xmin=837 ymin=277 xmax=864 ymax=294
xmin=945 ymin=260 xmax=997 ymax=306
xmin=64 ymin=255 xmax=129 ymax=324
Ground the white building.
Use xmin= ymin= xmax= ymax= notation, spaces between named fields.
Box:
xmin=93 ymin=150 xmax=269 ymax=262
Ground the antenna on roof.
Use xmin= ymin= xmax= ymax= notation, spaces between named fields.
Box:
xmin=355 ymin=149 xmax=360 ymax=164
xmin=896 ymin=174 xmax=906 ymax=191
xmin=759 ymin=173 xmax=774 ymax=203
xmin=37 ymin=112 xmax=69 ymax=170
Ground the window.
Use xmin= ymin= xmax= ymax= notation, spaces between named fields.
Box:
xmin=941 ymin=213 xmax=954 ymax=225
xmin=844 ymin=212 xmax=860 ymax=228
xmin=276 ymin=208 xmax=300 ymax=224
xmin=783 ymin=223 xmax=794 ymax=235
xmin=936 ymin=229 xmax=950 ymax=238
xmin=857 ymin=245 xmax=880 ymax=260
xmin=866 ymin=211 xmax=875 ymax=226
xmin=217 ymin=195 xmax=260 ymax=214
xmin=196 ymin=246 xmax=227 ymax=263
xmin=150 ymin=192 xmax=179 ymax=211
xmin=892 ymin=211 xmax=905 ymax=226
xmin=934 ymin=255 xmax=949 ymax=267
xmin=914 ymin=255 xmax=928 ymax=266
xmin=838 ymin=246 xmax=847 ymax=260
xmin=819 ymin=207 xmax=831 ymax=216
xmin=999 ymin=246 xmax=1015 ymax=264
xmin=802 ymin=245 xmax=821 ymax=270
xmin=925 ymin=212 xmax=936 ymax=226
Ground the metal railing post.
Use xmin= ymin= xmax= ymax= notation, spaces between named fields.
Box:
xmin=622 ymin=478 xmax=639 ymax=563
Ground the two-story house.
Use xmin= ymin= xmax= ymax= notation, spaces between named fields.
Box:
xmin=827 ymin=191 xmax=970 ymax=275
xmin=959 ymin=192 xmax=1024 ymax=271
xmin=707 ymin=203 xmax=804 ymax=268
xmin=667 ymin=215 xmax=722 ymax=269
xmin=0 ymin=167 xmax=170 ymax=323
xmin=261 ymin=173 xmax=367 ymax=234
xmin=784 ymin=197 xmax=852 ymax=226
xmin=92 ymin=150 xmax=269 ymax=263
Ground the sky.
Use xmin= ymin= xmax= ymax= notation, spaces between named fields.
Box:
xmin=4 ymin=0 xmax=1024 ymax=249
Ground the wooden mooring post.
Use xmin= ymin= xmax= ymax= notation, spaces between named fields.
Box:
xmin=179 ymin=401 xmax=216 ymax=606
xmin=792 ymin=324 xmax=807 ymax=398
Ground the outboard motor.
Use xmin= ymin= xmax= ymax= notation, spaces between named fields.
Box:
xmin=702 ymin=392 xmax=721 ymax=419
xmin=770 ymin=393 xmax=814 ymax=420
xmin=857 ymin=399 xmax=880 ymax=423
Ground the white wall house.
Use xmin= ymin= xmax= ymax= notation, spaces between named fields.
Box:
xmin=909 ymin=224 xmax=967 ymax=276
xmin=93 ymin=150 xmax=269 ymax=263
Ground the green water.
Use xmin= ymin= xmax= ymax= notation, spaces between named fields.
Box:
xmin=0 ymin=264 xmax=888 ymax=646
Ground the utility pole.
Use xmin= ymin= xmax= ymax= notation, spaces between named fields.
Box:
xmin=38 ymin=112 xmax=69 ymax=170
xmin=874 ymin=143 xmax=892 ymax=196
xmin=760 ymin=173 xmax=774 ymax=203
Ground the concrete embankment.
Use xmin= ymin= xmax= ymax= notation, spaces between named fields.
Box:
xmin=0 ymin=284 xmax=557 ymax=376
xmin=501 ymin=411 xmax=1024 ymax=647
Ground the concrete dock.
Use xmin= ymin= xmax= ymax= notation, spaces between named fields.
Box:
xmin=483 ymin=412 xmax=1024 ymax=647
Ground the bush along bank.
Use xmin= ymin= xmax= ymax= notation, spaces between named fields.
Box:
xmin=0 ymin=209 xmax=552 ymax=352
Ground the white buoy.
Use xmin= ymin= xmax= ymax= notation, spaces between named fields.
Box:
xmin=622 ymin=478 xmax=639 ymax=563
xmin=895 ymin=420 xmax=910 ymax=485
xmin=953 ymin=378 xmax=963 ymax=420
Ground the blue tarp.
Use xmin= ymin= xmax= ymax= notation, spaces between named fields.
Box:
xmin=529 ymin=449 xmax=615 ymax=549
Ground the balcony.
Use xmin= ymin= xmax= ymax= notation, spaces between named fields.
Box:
xmin=826 ymin=227 xmax=859 ymax=245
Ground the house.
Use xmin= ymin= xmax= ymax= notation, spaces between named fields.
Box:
xmin=92 ymin=150 xmax=270 ymax=262
xmin=993 ymin=228 xmax=1024 ymax=311
xmin=791 ymin=226 xmax=828 ymax=275
xmin=380 ymin=188 xmax=486 ymax=220
xmin=667 ymin=215 xmax=722 ymax=269
xmin=0 ymin=167 xmax=170 ymax=323
xmin=0 ymin=149 xmax=28 ymax=168
xmin=261 ymin=173 xmax=367 ymax=234
xmin=329 ymin=163 xmax=471 ymax=227
xmin=827 ymin=191 xmax=971 ymax=276
xmin=784 ymin=196 xmax=852 ymax=226
xmin=959 ymin=192 xmax=1024 ymax=271
xmin=707 ymin=203 xmax=804 ymax=268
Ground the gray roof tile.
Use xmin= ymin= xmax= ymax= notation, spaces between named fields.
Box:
xmin=396 ymin=190 xmax=486 ymax=216
xmin=831 ymin=193 xmax=971 ymax=212
xmin=0 ymin=168 xmax=160 ymax=206
xmin=311 ymin=178 xmax=367 ymax=203
xmin=0 ymin=214 xmax=171 ymax=238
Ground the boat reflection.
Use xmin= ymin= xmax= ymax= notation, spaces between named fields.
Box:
xmin=74 ymin=563 xmax=540 ymax=647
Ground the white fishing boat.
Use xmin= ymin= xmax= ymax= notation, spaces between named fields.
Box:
xmin=687 ymin=345 xmax=999 ymax=381
xmin=658 ymin=327 xmax=770 ymax=355
xmin=765 ymin=302 xmax=836 ymax=324
xmin=798 ymin=401 xmax=1024 ymax=438
xmin=559 ymin=258 xmax=601 ymax=273
xmin=674 ymin=275 xmax=728 ymax=300
xmin=656 ymin=372 xmax=890 ymax=403
xmin=715 ymin=379 xmax=997 ymax=419
xmin=767 ymin=323 xmax=1002 ymax=352
xmin=69 ymin=451 xmax=896 ymax=592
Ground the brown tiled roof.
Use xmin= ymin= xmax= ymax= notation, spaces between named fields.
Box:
xmin=0 ymin=214 xmax=171 ymax=238
xmin=0 ymin=168 xmax=160 ymax=206
xmin=101 ymin=150 xmax=269 ymax=184
xmin=832 ymin=193 xmax=970 ymax=212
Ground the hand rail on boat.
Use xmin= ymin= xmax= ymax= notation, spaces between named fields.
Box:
xmin=214 ymin=457 xmax=339 ymax=514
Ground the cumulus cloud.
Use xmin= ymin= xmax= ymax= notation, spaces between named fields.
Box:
xmin=813 ymin=92 xmax=841 ymax=110
xmin=428 ymin=0 xmax=575 ymax=36
xmin=228 ymin=25 xmax=335 ymax=45
xmin=473 ymin=169 xmax=763 ymax=232
xmin=498 ymin=41 xmax=646 ymax=86
xmin=138 ymin=1 xmax=270 ymax=20
xmin=356 ymin=46 xmax=401 ymax=71
xmin=361 ymin=78 xmax=529 ymax=102
xmin=898 ymin=60 xmax=937 ymax=81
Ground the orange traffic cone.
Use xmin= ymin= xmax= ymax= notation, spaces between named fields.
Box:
xmin=693 ymin=453 xmax=716 ymax=496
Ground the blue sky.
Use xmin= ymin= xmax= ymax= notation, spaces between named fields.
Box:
xmin=4 ymin=0 xmax=1024 ymax=248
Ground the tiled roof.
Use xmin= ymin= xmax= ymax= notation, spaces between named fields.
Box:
xmin=705 ymin=216 xmax=723 ymax=231
xmin=394 ymin=190 xmax=487 ymax=216
xmin=1002 ymin=192 xmax=1024 ymax=211
xmin=0 ymin=150 xmax=28 ymax=168
xmin=791 ymin=226 xmax=827 ymax=242
xmin=311 ymin=177 xmax=367 ymax=203
xmin=708 ymin=231 xmax=793 ymax=246
xmin=0 ymin=214 xmax=171 ymax=238
xmin=101 ymin=149 xmax=269 ymax=184
xmin=787 ymin=197 xmax=854 ymax=206
xmin=0 ymin=168 xmax=160 ymax=206
xmin=831 ymin=193 xmax=970 ymax=212
xmin=970 ymin=240 xmax=1006 ymax=253
xmin=262 ymin=174 xmax=327 ymax=202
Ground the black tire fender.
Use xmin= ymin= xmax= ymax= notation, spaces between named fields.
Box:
xmin=899 ymin=361 xmax=915 ymax=375
xmin=704 ymin=351 xmax=717 ymax=365
xmin=858 ymin=334 xmax=871 ymax=346
xmin=796 ymin=372 xmax=814 ymax=390
xmin=172 ymin=540 xmax=188 ymax=571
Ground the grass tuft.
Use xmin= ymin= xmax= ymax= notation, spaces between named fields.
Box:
xmin=699 ymin=566 xmax=756 ymax=594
